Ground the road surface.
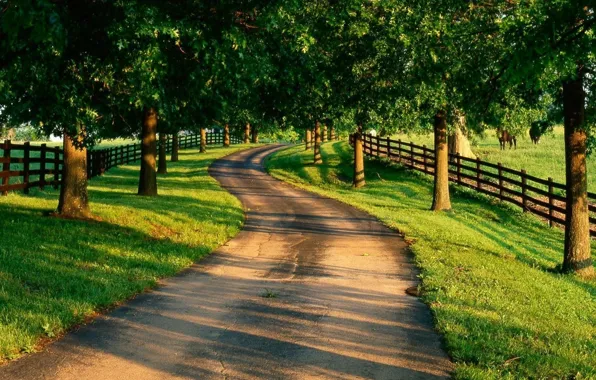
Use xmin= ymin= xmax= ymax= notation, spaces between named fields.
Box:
xmin=0 ymin=145 xmax=452 ymax=379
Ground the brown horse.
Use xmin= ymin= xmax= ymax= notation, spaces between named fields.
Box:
xmin=498 ymin=128 xmax=516 ymax=150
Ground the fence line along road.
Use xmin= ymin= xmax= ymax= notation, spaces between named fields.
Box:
xmin=350 ymin=133 xmax=596 ymax=237
xmin=0 ymin=132 xmax=242 ymax=196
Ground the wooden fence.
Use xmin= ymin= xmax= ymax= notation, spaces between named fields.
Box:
xmin=1 ymin=131 xmax=242 ymax=196
xmin=351 ymin=133 xmax=596 ymax=236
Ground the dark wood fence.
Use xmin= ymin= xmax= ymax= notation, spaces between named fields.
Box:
xmin=351 ymin=133 xmax=596 ymax=236
xmin=1 ymin=131 xmax=242 ymax=196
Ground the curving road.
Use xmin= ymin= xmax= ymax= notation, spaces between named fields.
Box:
xmin=0 ymin=145 xmax=452 ymax=380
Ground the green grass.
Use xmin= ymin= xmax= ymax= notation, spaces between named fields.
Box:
xmin=266 ymin=141 xmax=596 ymax=379
xmin=0 ymin=144 xmax=255 ymax=362
xmin=392 ymin=126 xmax=596 ymax=192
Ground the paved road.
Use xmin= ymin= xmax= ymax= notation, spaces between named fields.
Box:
xmin=1 ymin=145 xmax=452 ymax=380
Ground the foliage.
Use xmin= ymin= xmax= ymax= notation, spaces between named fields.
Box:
xmin=267 ymin=142 xmax=596 ymax=379
xmin=260 ymin=126 xmax=301 ymax=143
xmin=12 ymin=126 xmax=44 ymax=142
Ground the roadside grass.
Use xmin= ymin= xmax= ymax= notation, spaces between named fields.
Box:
xmin=0 ymin=145 xmax=253 ymax=363
xmin=266 ymin=141 xmax=596 ymax=379
xmin=391 ymin=126 xmax=596 ymax=191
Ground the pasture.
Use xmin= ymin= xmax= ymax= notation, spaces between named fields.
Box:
xmin=266 ymin=141 xmax=596 ymax=379
xmin=0 ymin=145 xmax=250 ymax=362
xmin=390 ymin=127 xmax=596 ymax=191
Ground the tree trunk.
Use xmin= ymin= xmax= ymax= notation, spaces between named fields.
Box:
xmin=563 ymin=67 xmax=593 ymax=277
xmin=353 ymin=127 xmax=365 ymax=188
xmin=224 ymin=124 xmax=230 ymax=147
xmin=138 ymin=107 xmax=158 ymax=196
xmin=244 ymin=123 xmax=250 ymax=144
xmin=200 ymin=127 xmax=207 ymax=153
xmin=322 ymin=125 xmax=328 ymax=142
xmin=251 ymin=125 xmax=259 ymax=143
xmin=431 ymin=111 xmax=452 ymax=211
xmin=314 ymin=121 xmax=322 ymax=164
xmin=330 ymin=127 xmax=336 ymax=140
xmin=158 ymin=133 xmax=167 ymax=174
xmin=305 ymin=129 xmax=312 ymax=150
xmin=448 ymin=112 xmax=476 ymax=160
xmin=57 ymin=132 xmax=91 ymax=218
xmin=449 ymin=126 xmax=476 ymax=160
xmin=171 ymin=133 xmax=179 ymax=162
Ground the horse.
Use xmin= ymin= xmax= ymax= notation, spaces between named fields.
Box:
xmin=529 ymin=120 xmax=549 ymax=145
xmin=529 ymin=129 xmax=541 ymax=144
xmin=497 ymin=128 xmax=516 ymax=150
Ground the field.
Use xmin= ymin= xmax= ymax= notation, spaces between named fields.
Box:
xmin=266 ymin=141 xmax=596 ymax=379
xmin=390 ymin=126 xmax=596 ymax=191
xmin=0 ymin=145 xmax=252 ymax=362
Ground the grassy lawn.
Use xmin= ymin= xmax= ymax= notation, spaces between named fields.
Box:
xmin=0 ymin=144 xmax=254 ymax=363
xmin=391 ymin=126 xmax=596 ymax=192
xmin=266 ymin=141 xmax=596 ymax=379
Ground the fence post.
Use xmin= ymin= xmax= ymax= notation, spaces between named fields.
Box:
xmin=521 ymin=169 xmax=527 ymax=212
xmin=2 ymin=140 xmax=10 ymax=195
xmin=498 ymin=163 xmax=504 ymax=200
xmin=90 ymin=150 xmax=97 ymax=177
xmin=410 ymin=142 xmax=414 ymax=168
xmin=39 ymin=144 xmax=47 ymax=189
xmin=386 ymin=137 xmax=391 ymax=159
xmin=423 ymin=145 xmax=428 ymax=173
xmin=375 ymin=136 xmax=380 ymax=157
xmin=397 ymin=139 xmax=402 ymax=163
xmin=456 ymin=153 xmax=461 ymax=184
xmin=53 ymin=146 xmax=60 ymax=188
xmin=23 ymin=142 xmax=30 ymax=194
xmin=100 ymin=150 xmax=106 ymax=174
xmin=87 ymin=150 xmax=93 ymax=179
xmin=548 ymin=177 xmax=554 ymax=227
xmin=476 ymin=157 xmax=481 ymax=189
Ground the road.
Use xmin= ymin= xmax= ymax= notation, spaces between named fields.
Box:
xmin=0 ymin=145 xmax=452 ymax=380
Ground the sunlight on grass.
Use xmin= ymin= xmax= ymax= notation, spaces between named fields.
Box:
xmin=266 ymin=141 xmax=596 ymax=379
xmin=0 ymin=145 xmax=254 ymax=362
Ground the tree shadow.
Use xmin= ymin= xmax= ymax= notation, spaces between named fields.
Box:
xmin=0 ymin=146 xmax=247 ymax=362
xmin=1 ymin=261 xmax=453 ymax=379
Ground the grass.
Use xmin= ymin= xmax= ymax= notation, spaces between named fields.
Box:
xmin=266 ymin=141 xmax=596 ymax=379
xmin=0 ymin=144 xmax=255 ymax=363
xmin=391 ymin=126 xmax=596 ymax=191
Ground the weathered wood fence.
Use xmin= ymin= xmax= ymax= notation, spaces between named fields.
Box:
xmin=1 ymin=131 xmax=242 ymax=196
xmin=350 ymin=133 xmax=596 ymax=236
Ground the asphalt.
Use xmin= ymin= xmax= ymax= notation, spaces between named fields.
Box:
xmin=0 ymin=144 xmax=453 ymax=380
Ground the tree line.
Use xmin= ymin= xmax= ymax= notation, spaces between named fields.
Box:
xmin=0 ymin=0 xmax=593 ymax=277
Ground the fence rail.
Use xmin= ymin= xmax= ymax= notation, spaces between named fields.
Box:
xmin=1 ymin=131 xmax=241 ymax=196
xmin=351 ymin=133 xmax=596 ymax=236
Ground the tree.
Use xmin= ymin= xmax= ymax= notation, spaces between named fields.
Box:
xmin=452 ymin=1 xmax=595 ymax=276
xmin=0 ymin=1 xmax=124 ymax=218
xmin=138 ymin=108 xmax=158 ymax=195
